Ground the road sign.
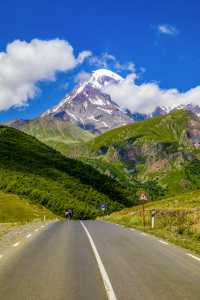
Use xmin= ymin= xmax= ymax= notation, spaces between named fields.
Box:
xmin=139 ymin=191 xmax=148 ymax=201
xmin=100 ymin=203 xmax=107 ymax=211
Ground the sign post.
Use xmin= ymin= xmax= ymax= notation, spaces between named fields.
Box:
xmin=100 ymin=203 xmax=107 ymax=214
xmin=139 ymin=192 xmax=148 ymax=229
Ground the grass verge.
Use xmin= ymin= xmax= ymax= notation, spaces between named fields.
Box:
xmin=102 ymin=190 xmax=200 ymax=255
xmin=0 ymin=191 xmax=57 ymax=223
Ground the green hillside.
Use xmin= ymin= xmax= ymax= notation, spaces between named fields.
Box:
xmin=20 ymin=116 xmax=94 ymax=155
xmin=73 ymin=110 xmax=200 ymax=196
xmin=0 ymin=191 xmax=56 ymax=223
xmin=3 ymin=110 xmax=200 ymax=220
xmin=89 ymin=110 xmax=192 ymax=149
xmin=0 ymin=125 xmax=132 ymax=219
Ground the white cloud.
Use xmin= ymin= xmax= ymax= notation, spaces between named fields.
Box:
xmin=0 ymin=38 xmax=91 ymax=111
xmin=89 ymin=52 xmax=112 ymax=68
xmin=103 ymin=73 xmax=200 ymax=114
xmin=158 ymin=24 xmax=179 ymax=35
xmin=76 ymin=50 xmax=92 ymax=64
xmin=89 ymin=52 xmax=136 ymax=73
xmin=74 ymin=71 xmax=91 ymax=83
xmin=115 ymin=61 xmax=136 ymax=72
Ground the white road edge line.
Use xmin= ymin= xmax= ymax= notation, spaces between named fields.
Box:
xmin=13 ymin=242 xmax=20 ymax=247
xmin=159 ymin=240 xmax=169 ymax=245
xmin=26 ymin=234 xmax=32 ymax=238
xmin=80 ymin=221 xmax=117 ymax=300
xmin=186 ymin=253 xmax=200 ymax=262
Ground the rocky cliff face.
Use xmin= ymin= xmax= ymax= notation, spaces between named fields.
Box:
xmin=80 ymin=111 xmax=200 ymax=194
xmin=187 ymin=118 xmax=200 ymax=147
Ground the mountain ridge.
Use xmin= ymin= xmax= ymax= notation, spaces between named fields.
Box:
xmin=42 ymin=68 xmax=200 ymax=128
xmin=4 ymin=68 xmax=200 ymax=136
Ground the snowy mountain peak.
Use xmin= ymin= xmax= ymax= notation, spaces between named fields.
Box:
xmin=42 ymin=69 xmax=132 ymax=133
xmin=91 ymin=68 xmax=123 ymax=81
xmin=42 ymin=67 xmax=200 ymax=133
xmin=87 ymin=69 xmax=123 ymax=89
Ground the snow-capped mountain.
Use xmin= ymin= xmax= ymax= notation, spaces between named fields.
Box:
xmin=42 ymin=68 xmax=200 ymax=133
xmin=42 ymin=69 xmax=133 ymax=133
xmin=127 ymin=104 xmax=200 ymax=121
xmin=175 ymin=104 xmax=200 ymax=117
xmin=150 ymin=104 xmax=200 ymax=119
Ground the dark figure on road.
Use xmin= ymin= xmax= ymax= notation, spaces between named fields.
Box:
xmin=65 ymin=209 xmax=73 ymax=220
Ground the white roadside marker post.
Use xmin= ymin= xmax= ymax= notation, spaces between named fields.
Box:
xmin=151 ymin=209 xmax=156 ymax=229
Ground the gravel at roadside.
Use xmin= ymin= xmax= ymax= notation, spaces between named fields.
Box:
xmin=0 ymin=221 xmax=54 ymax=254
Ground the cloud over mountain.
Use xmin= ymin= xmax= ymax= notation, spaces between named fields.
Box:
xmin=89 ymin=52 xmax=136 ymax=73
xmin=103 ymin=73 xmax=200 ymax=114
xmin=0 ymin=38 xmax=91 ymax=111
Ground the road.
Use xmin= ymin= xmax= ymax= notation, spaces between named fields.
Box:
xmin=0 ymin=220 xmax=200 ymax=300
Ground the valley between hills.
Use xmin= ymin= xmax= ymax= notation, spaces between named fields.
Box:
xmin=1 ymin=70 xmax=200 ymax=254
xmin=1 ymin=4 xmax=200 ymax=299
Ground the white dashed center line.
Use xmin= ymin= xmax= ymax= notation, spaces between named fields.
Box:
xmin=0 ymin=223 xmax=50 ymax=261
xmin=186 ymin=253 xmax=200 ymax=262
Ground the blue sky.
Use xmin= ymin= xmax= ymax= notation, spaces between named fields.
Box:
xmin=0 ymin=0 xmax=200 ymax=121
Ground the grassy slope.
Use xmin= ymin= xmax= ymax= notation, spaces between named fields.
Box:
xmin=103 ymin=190 xmax=200 ymax=255
xmin=74 ymin=110 xmax=200 ymax=196
xmin=20 ymin=116 xmax=94 ymax=156
xmin=0 ymin=125 xmax=131 ymax=219
xmin=88 ymin=110 xmax=190 ymax=149
xmin=0 ymin=191 xmax=56 ymax=223
xmin=17 ymin=111 xmax=200 ymax=198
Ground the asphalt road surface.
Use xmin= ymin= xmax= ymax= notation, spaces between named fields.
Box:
xmin=0 ymin=220 xmax=200 ymax=300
